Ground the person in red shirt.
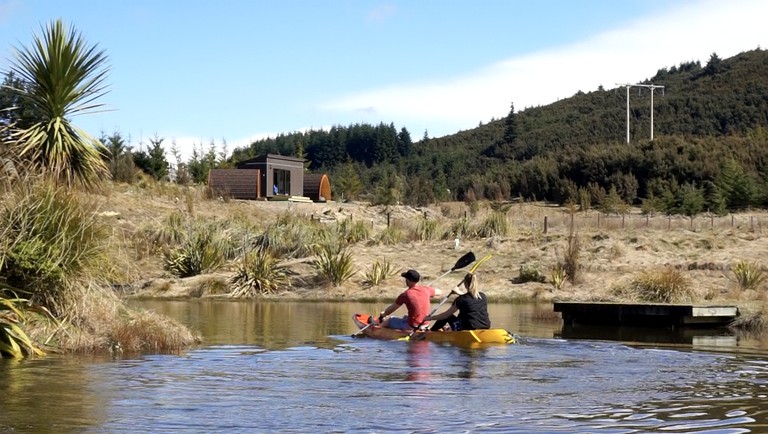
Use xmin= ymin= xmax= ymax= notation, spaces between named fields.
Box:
xmin=378 ymin=269 xmax=443 ymax=330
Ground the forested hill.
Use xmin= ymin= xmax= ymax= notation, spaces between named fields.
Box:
xmin=232 ymin=48 xmax=768 ymax=215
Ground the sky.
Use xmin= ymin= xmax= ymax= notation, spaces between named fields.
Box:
xmin=1 ymin=0 xmax=766 ymax=161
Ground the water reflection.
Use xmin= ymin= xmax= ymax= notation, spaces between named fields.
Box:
xmin=405 ymin=340 xmax=431 ymax=382
xmin=3 ymin=300 xmax=768 ymax=432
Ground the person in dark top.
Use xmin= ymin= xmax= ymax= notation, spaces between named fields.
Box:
xmin=425 ymin=272 xmax=490 ymax=331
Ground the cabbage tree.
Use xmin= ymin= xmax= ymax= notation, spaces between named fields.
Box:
xmin=9 ymin=19 xmax=110 ymax=189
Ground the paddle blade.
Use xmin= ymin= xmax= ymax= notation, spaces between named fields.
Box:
xmin=469 ymin=254 xmax=492 ymax=273
xmin=451 ymin=251 xmax=475 ymax=271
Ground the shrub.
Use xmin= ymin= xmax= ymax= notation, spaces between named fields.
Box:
xmin=517 ymin=264 xmax=547 ymax=283
xmin=230 ymin=249 xmax=290 ymax=296
xmin=628 ymin=268 xmax=694 ymax=303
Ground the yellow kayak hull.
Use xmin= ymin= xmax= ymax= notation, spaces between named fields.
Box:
xmin=352 ymin=314 xmax=516 ymax=345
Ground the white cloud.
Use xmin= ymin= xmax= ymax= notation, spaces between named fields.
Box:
xmin=320 ymin=0 xmax=768 ymax=137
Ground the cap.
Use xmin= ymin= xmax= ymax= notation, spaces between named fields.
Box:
xmin=400 ymin=269 xmax=420 ymax=282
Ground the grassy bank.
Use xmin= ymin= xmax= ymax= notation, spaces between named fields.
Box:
xmin=5 ymin=177 xmax=768 ymax=358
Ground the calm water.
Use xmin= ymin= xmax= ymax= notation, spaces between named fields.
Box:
xmin=2 ymin=300 xmax=768 ymax=433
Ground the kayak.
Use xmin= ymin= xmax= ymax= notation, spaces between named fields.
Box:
xmin=352 ymin=314 xmax=516 ymax=345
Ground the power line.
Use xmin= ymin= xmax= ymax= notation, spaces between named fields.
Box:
xmin=616 ymin=83 xmax=665 ymax=143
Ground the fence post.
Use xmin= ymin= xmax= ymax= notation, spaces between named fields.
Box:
xmin=544 ymin=216 xmax=548 ymax=234
xmin=711 ymin=215 xmax=714 ymax=228
xmin=622 ymin=214 xmax=625 ymax=229
xmin=387 ymin=212 xmax=391 ymax=228
xmin=646 ymin=214 xmax=649 ymax=227
xmin=668 ymin=215 xmax=671 ymax=230
xmin=732 ymin=215 xmax=734 ymax=228
xmin=751 ymin=216 xmax=755 ymax=232
xmin=597 ymin=213 xmax=600 ymax=229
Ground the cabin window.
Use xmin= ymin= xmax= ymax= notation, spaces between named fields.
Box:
xmin=273 ymin=169 xmax=290 ymax=195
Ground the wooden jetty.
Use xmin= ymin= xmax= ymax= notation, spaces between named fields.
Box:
xmin=554 ymin=301 xmax=738 ymax=328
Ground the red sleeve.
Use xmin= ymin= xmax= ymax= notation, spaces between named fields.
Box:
xmin=395 ymin=291 xmax=407 ymax=305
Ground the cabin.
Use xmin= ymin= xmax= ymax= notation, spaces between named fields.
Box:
xmin=208 ymin=153 xmax=331 ymax=202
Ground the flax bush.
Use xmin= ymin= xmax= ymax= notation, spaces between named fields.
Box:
xmin=375 ymin=223 xmax=406 ymax=245
xmin=313 ymin=244 xmax=356 ymax=287
xmin=476 ymin=211 xmax=509 ymax=238
xmin=732 ymin=261 xmax=766 ymax=291
xmin=415 ymin=218 xmax=440 ymax=241
xmin=230 ymin=249 xmax=290 ymax=296
xmin=550 ymin=263 xmax=567 ymax=290
xmin=361 ymin=260 xmax=394 ymax=288
xmin=162 ymin=229 xmax=229 ymax=278
xmin=446 ymin=217 xmax=474 ymax=240
xmin=1 ymin=292 xmax=46 ymax=358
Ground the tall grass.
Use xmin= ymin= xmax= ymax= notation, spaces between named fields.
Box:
xmin=446 ymin=217 xmax=474 ymax=240
xmin=337 ymin=218 xmax=370 ymax=244
xmin=0 ymin=179 xmax=126 ymax=313
xmin=626 ymin=268 xmax=694 ymax=303
xmin=257 ymin=211 xmax=326 ymax=258
xmin=476 ymin=211 xmax=509 ymax=237
xmin=375 ymin=223 xmax=406 ymax=245
xmin=415 ymin=218 xmax=440 ymax=241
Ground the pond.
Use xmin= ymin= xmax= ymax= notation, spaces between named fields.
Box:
xmin=2 ymin=300 xmax=768 ymax=433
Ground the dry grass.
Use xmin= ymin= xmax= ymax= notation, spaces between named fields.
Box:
xmin=90 ymin=182 xmax=768 ymax=315
xmin=28 ymin=284 xmax=200 ymax=353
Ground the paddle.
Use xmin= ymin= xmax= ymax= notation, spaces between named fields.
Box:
xmin=404 ymin=253 xmax=493 ymax=340
xmin=352 ymin=251 xmax=476 ymax=337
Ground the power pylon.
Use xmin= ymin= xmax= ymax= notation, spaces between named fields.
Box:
xmin=616 ymin=83 xmax=665 ymax=143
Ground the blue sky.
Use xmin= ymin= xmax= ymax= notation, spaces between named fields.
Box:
xmin=1 ymin=0 xmax=766 ymax=161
